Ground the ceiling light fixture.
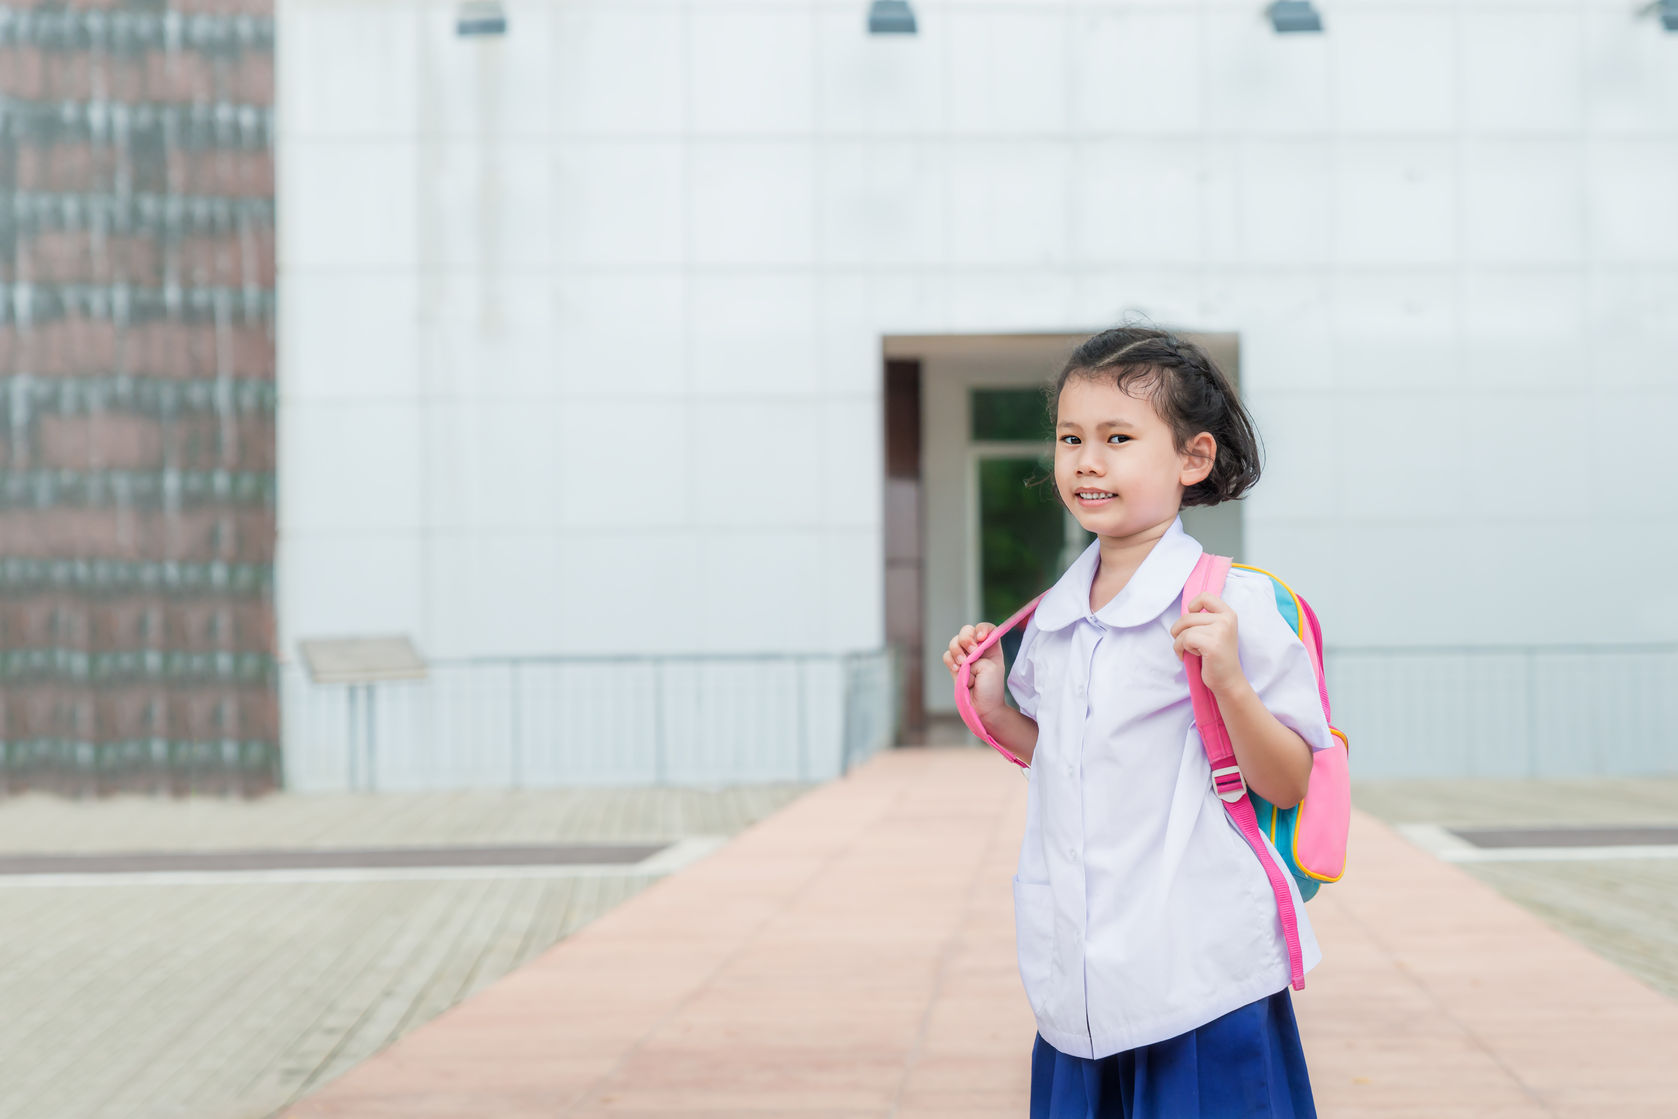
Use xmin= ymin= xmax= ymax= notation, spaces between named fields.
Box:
xmin=1267 ymin=0 xmax=1323 ymax=33
xmin=868 ymin=0 xmax=917 ymax=35
xmin=1641 ymin=0 xmax=1678 ymax=30
xmin=457 ymin=0 xmax=506 ymax=37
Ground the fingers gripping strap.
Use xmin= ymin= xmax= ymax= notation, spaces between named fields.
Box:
xmin=1182 ymin=555 xmax=1236 ymax=772
xmin=1182 ymin=554 xmax=1307 ymax=991
xmin=953 ymin=593 xmax=1045 ymax=768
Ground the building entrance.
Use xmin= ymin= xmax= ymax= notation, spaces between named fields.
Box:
xmin=883 ymin=332 xmax=1242 ymax=738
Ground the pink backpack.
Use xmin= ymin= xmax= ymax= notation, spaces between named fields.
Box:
xmin=954 ymin=553 xmax=1351 ymax=991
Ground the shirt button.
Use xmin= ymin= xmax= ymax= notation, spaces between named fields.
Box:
xmin=1067 ymin=845 xmax=1077 ymax=860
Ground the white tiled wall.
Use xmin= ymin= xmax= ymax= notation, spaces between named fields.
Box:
xmin=277 ymin=0 xmax=1678 ymax=683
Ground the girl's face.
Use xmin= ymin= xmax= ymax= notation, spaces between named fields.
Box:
xmin=1053 ymin=374 xmax=1216 ymax=541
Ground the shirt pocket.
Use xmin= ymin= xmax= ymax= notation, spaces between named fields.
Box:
xmin=1011 ymin=876 xmax=1057 ymax=1015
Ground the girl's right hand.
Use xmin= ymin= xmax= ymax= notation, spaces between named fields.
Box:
xmin=943 ymin=623 xmax=1007 ymax=720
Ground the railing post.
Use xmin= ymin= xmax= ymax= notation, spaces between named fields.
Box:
xmin=364 ymin=682 xmax=377 ymax=791
xmin=345 ymin=686 xmax=358 ymax=792
xmin=653 ymin=660 xmax=667 ymax=785
xmin=796 ymin=658 xmax=809 ymax=782
xmin=839 ymin=654 xmax=851 ymax=777
xmin=509 ymin=662 xmax=522 ymax=789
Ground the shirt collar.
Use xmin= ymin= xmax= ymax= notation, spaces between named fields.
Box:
xmin=1031 ymin=517 xmax=1206 ymax=632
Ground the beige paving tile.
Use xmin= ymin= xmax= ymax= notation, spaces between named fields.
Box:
xmin=0 ymin=783 xmax=808 ymax=1119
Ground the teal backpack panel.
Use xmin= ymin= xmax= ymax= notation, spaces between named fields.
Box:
xmin=1245 ymin=568 xmax=1322 ymax=902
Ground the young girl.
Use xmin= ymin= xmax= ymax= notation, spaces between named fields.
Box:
xmin=943 ymin=327 xmax=1332 ymax=1119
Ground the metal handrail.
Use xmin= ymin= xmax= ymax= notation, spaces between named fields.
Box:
xmin=280 ymin=647 xmax=899 ymax=792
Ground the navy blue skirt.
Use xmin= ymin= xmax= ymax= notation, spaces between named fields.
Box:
xmin=1029 ymin=990 xmax=1316 ymax=1119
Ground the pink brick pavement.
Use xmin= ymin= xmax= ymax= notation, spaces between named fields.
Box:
xmin=287 ymin=747 xmax=1678 ymax=1118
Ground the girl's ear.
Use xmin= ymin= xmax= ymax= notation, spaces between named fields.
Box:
xmin=1180 ymin=432 xmax=1216 ymax=487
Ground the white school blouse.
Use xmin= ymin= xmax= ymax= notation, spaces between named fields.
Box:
xmin=1005 ymin=516 xmax=1335 ymax=1060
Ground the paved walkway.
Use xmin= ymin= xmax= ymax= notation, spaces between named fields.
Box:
xmin=1356 ymin=777 xmax=1678 ymax=1002
xmin=288 ymin=748 xmax=1678 ymax=1118
xmin=0 ymin=784 xmax=808 ymax=1119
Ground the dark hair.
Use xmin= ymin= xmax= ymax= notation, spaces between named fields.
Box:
xmin=1053 ymin=326 xmax=1262 ymax=507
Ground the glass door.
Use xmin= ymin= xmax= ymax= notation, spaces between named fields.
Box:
xmin=970 ymin=388 xmax=1091 ymax=679
xmin=976 ymin=453 xmax=1065 ymax=673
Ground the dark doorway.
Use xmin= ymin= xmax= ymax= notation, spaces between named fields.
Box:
xmin=883 ymin=359 xmax=924 ymax=742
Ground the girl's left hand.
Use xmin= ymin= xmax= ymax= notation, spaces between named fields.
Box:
xmin=1171 ymin=593 xmax=1245 ymax=696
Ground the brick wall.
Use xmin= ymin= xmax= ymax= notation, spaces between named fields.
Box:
xmin=0 ymin=0 xmax=277 ymax=795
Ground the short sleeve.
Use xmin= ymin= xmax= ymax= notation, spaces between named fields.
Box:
xmin=1004 ymin=614 xmax=1043 ymax=721
xmin=1225 ymin=571 xmax=1334 ymax=753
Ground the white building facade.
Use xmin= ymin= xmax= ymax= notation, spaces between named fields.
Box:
xmin=275 ymin=0 xmax=1678 ymax=786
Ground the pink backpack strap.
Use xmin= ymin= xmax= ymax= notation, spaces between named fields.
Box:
xmin=1182 ymin=554 xmax=1308 ymax=992
xmin=953 ymin=593 xmax=1045 ymax=768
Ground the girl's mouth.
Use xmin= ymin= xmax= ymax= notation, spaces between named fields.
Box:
xmin=1073 ymin=489 xmax=1116 ymax=507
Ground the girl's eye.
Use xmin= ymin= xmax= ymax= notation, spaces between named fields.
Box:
xmin=1056 ymin=434 xmax=1130 ymax=445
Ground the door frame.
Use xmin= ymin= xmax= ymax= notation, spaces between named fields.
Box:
xmin=911 ymin=336 xmax=1079 ymax=718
